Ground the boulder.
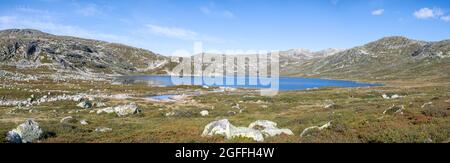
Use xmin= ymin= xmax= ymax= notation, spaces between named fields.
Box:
xmin=114 ymin=104 xmax=140 ymax=116
xmin=97 ymin=104 xmax=140 ymax=116
xmin=200 ymin=110 xmax=209 ymax=116
xmin=249 ymin=120 xmax=294 ymax=137
xmin=6 ymin=119 xmax=43 ymax=143
xmin=77 ymin=101 xmax=92 ymax=109
xmin=300 ymin=121 xmax=332 ymax=137
xmin=202 ymin=119 xmax=232 ymax=137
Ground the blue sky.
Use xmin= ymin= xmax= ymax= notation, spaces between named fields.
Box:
xmin=0 ymin=0 xmax=450 ymax=55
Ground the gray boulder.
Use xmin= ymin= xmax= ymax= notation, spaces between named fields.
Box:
xmin=249 ymin=120 xmax=294 ymax=137
xmin=77 ymin=101 xmax=93 ymax=109
xmin=6 ymin=119 xmax=43 ymax=143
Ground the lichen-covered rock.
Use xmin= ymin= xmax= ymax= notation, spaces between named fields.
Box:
xmin=202 ymin=119 xmax=232 ymax=137
xmin=6 ymin=119 xmax=43 ymax=143
xmin=97 ymin=104 xmax=140 ymax=116
xmin=249 ymin=120 xmax=293 ymax=137
xmin=114 ymin=104 xmax=140 ymax=116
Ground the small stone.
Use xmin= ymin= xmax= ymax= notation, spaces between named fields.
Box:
xmin=95 ymin=127 xmax=112 ymax=132
xmin=200 ymin=110 xmax=209 ymax=116
xmin=383 ymin=105 xmax=405 ymax=115
xmin=60 ymin=116 xmax=74 ymax=123
xmin=80 ymin=120 xmax=88 ymax=125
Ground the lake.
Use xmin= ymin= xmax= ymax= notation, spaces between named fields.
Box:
xmin=116 ymin=76 xmax=381 ymax=91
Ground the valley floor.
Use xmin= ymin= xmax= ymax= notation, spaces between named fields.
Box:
xmin=0 ymin=76 xmax=449 ymax=143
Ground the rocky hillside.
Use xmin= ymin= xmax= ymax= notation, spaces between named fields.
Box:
xmin=0 ymin=29 xmax=168 ymax=80
xmin=279 ymin=48 xmax=344 ymax=73
xmin=285 ymin=36 xmax=450 ymax=81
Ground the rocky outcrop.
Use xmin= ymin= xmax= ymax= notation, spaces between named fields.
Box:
xmin=0 ymin=29 xmax=169 ymax=76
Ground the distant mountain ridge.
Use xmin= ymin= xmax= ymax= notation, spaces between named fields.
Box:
xmin=1 ymin=29 xmax=449 ymax=81
xmin=286 ymin=36 xmax=450 ymax=81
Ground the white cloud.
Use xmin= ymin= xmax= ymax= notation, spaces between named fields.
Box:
xmin=442 ymin=15 xmax=450 ymax=22
xmin=199 ymin=5 xmax=235 ymax=19
xmin=75 ymin=4 xmax=102 ymax=16
xmin=145 ymin=24 xmax=198 ymax=40
xmin=371 ymin=9 xmax=384 ymax=16
xmin=144 ymin=24 xmax=229 ymax=43
xmin=414 ymin=7 xmax=443 ymax=19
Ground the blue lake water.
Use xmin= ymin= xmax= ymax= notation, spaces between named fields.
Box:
xmin=117 ymin=76 xmax=381 ymax=91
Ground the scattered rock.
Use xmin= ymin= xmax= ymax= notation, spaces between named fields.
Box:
xmin=323 ymin=100 xmax=336 ymax=109
xmin=165 ymin=111 xmax=176 ymax=117
xmin=421 ymin=102 xmax=433 ymax=109
xmin=95 ymin=127 xmax=112 ymax=132
xmin=383 ymin=105 xmax=405 ymax=115
xmin=94 ymin=102 xmax=107 ymax=108
xmin=6 ymin=119 xmax=43 ymax=143
xmin=382 ymin=94 xmax=403 ymax=99
xmin=60 ymin=116 xmax=75 ymax=123
xmin=80 ymin=120 xmax=88 ymax=125
xmin=77 ymin=101 xmax=93 ymax=109
xmin=232 ymin=103 xmax=241 ymax=110
xmin=200 ymin=110 xmax=209 ymax=116
xmin=300 ymin=121 xmax=332 ymax=137
xmin=227 ymin=111 xmax=237 ymax=116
